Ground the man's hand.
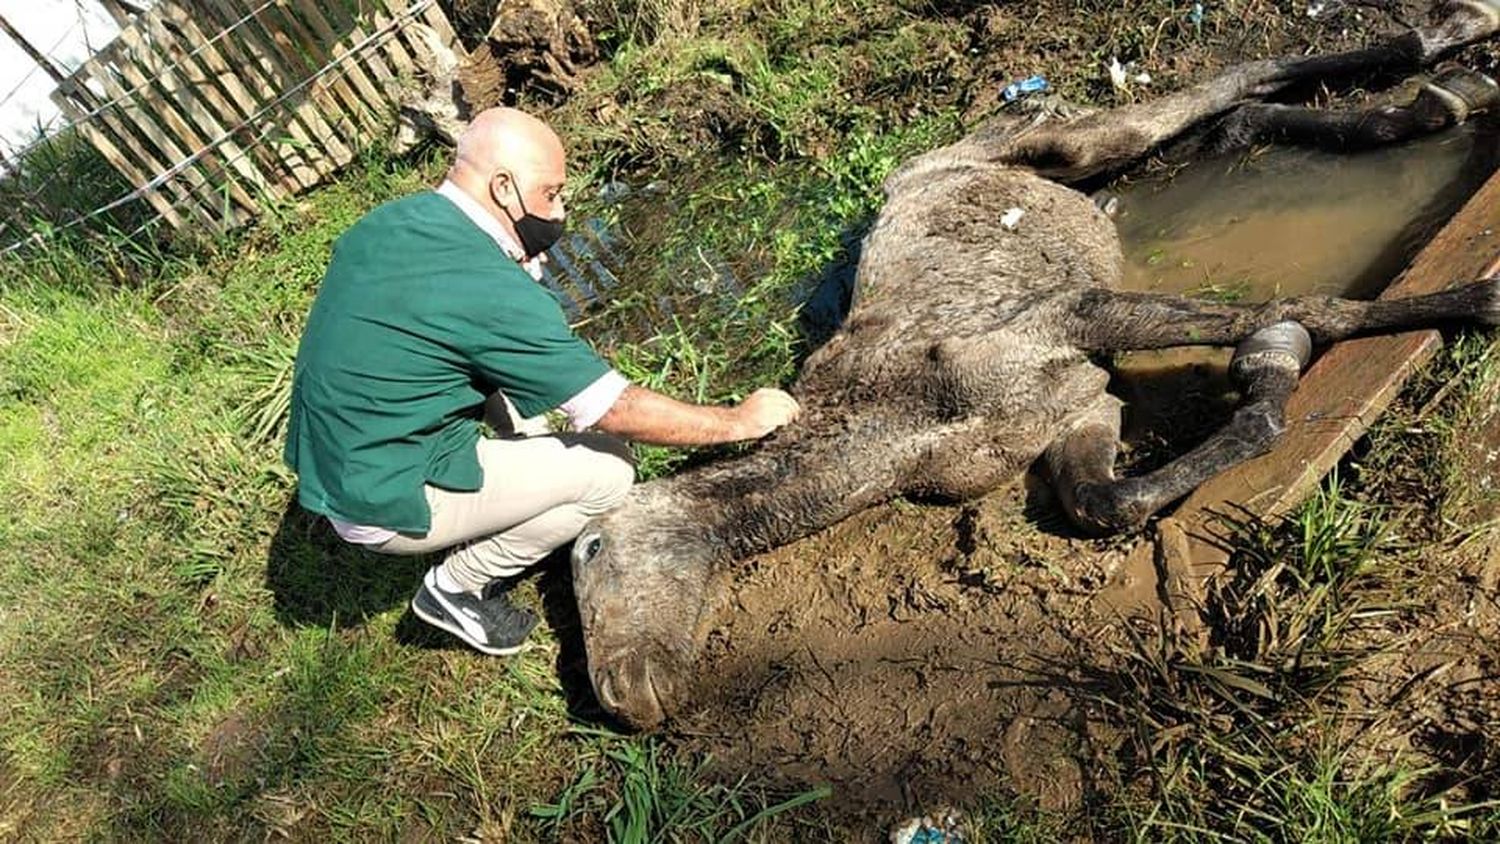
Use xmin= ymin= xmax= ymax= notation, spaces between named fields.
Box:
xmin=733 ymin=388 xmax=801 ymax=439
xmin=594 ymin=384 xmax=801 ymax=447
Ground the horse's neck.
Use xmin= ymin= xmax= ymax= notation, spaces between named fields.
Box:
xmin=654 ymin=421 xmax=910 ymax=561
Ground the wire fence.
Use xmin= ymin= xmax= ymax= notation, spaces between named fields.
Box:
xmin=0 ymin=0 xmax=466 ymax=259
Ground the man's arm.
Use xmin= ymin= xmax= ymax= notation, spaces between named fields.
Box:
xmin=593 ymin=385 xmax=800 ymax=446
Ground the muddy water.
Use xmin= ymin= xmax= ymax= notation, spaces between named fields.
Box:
xmin=1115 ymin=126 xmax=1491 ymax=299
xmin=1107 ymin=124 xmax=1498 ymax=452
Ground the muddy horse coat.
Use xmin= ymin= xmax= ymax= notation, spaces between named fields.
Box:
xmin=571 ymin=0 xmax=1500 ymax=728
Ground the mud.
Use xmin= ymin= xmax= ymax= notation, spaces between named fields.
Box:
xmin=675 ymin=480 xmax=1139 ymax=817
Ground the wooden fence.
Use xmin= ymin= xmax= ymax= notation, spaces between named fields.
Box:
xmin=48 ymin=0 xmax=466 ymax=233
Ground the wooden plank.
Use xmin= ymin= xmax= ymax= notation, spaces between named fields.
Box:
xmin=295 ymin=0 xmax=390 ymax=135
xmin=51 ymin=82 xmax=184 ymax=217
xmin=1098 ymin=170 xmax=1500 ymax=624
xmin=417 ymin=0 xmax=467 ymax=60
xmin=123 ymin=15 xmax=262 ymax=218
xmin=68 ymin=80 xmax=213 ymax=230
xmin=381 ymin=0 xmax=443 ymax=81
xmin=261 ymin=0 xmax=365 ymax=162
xmin=206 ymin=0 xmax=339 ymax=182
xmin=146 ymin=5 xmax=281 ymax=198
xmin=366 ymin=0 xmax=418 ymax=80
xmin=74 ymin=54 xmax=221 ymax=231
xmin=93 ymin=13 xmax=232 ymax=220
xmin=161 ymin=2 xmax=316 ymax=195
xmin=153 ymin=2 xmax=285 ymax=206
xmin=103 ymin=26 xmax=239 ymax=229
xmin=324 ymin=0 xmax=398 ymax=95
xmin=50 ymin=89 xmax=186 ymax=228
xmin=226 ymin=0 xmax=353 ymax=174
xmin=193 ymin=0 xmax=331 ymax=189
xmin=290 ymin=0 xmax=386 ymax=137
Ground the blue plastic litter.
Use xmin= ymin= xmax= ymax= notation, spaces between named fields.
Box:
xmin=1001 ymin=74 xmax=1049 ymax=103
xmin=1189 ymin=2 xmax=1205 ymax=25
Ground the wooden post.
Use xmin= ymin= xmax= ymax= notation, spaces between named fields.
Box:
xmin=0 ymin=14 xmax=68 ymax=86
xmin=97 ymin=0 xmax=148 ymax=28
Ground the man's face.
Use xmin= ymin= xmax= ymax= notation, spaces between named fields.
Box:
xmin=496 ymin=156 xmax=567 ymax=223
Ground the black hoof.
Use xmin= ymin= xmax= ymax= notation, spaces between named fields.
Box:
xmin=1420 ymin=65 xmax=1500 ymax=123
xmin=1231 ymin=321 xmax=1312 ymax=381
xmin=1477 ymin=277 xmax=1500 ymax=326
xmin=1453 ymin=0 xmax=1500 ymax=25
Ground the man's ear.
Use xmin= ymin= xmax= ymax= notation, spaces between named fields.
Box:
xmin=489 ymin=170 xmax=516 ymax=210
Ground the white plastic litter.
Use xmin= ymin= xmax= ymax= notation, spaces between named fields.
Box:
xmin=890 ymin=810 xmax=966 ymax=844
xmin=1001 ymin=207 xmax=1025 ymax=230
xmin=1107 ymin=56 xmax=1129 ymax=90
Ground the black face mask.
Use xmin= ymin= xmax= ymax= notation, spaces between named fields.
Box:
xmin=497 ymin=176 xmax=565 ymax=259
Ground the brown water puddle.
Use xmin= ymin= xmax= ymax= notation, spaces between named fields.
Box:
xmin=1115 ymin=125 xmax=1490 ymax=299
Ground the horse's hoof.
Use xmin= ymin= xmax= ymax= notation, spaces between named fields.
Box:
xmin=1231 ymin=320 xmax=1312 ymax=382
xmin=1477 ymin=277 xmax=1500 ymax=326
xmin=1421 ymin=65 xmax=1500 ymax=123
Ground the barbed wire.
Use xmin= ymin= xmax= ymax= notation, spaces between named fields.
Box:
xmin=0 ymin=21 xmax=83 ymax=115
xmin=1 ymin=0 xmax=437 ymax=258
xmin=0 ymin=0 xmax=282 ymax=166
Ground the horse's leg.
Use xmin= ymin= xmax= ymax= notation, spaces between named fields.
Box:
xmin=964 ymin=0 xmax=1500 ymax=183
xmin=1048 ymin=278 xmax=1499 ymax=353
xmin=1048 ymin=324 xmax=1311 ymax=533
xmin=1213 ymin=65 xmax=1498 ymax=151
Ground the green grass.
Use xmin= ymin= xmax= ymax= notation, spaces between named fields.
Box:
xmin=0 ymin=97 xmax=870 ymax=844
xmin=3 ymin=0 xmax=1500 ymax=839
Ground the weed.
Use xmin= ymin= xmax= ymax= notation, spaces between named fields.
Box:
xmin=1093 ymin=463 xmax=1496 ymax=842
xmin=1186 ymin=278 xmax=1253 ymax=304
xmin=530 ymin=728 xmax=829 ymax=842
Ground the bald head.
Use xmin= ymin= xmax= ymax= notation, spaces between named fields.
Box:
xmin=447 ymin=107 xmax=568 ymax=253
xmin=454 ymin=107 xmax=565 ymax=179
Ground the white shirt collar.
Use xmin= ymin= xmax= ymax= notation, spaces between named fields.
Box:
xmin=436 ymin=179 xmax=544 ymax=280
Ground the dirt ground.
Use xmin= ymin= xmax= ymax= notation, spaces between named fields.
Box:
xmin=653 ymin=358 xmax=1500 ymax=833
xmin=668 ymin=364 xmax=1232 ymax=821
xmin=677 ymin=480 xmax=1140 ymax=816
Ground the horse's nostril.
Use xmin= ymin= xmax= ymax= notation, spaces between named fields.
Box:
xmin=595 ymin=670 xmax=620 ymax=711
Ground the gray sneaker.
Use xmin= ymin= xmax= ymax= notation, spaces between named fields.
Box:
xmin=410 ymin=567 xmax=537 ymax=655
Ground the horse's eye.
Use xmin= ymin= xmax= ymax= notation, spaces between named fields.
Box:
xmin=574 ymin=533 xmax=604 ymax=566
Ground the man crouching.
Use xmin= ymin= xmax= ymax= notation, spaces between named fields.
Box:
xmin=283 ymin=107 xmax=799 ymax=654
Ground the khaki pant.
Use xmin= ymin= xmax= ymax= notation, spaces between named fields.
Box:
xmin=374 ymin=396 xmax=634 ymax=593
